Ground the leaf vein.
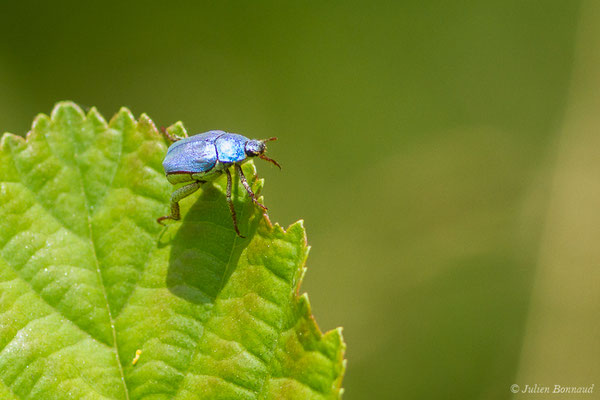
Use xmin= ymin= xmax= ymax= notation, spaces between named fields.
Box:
xmin=0 ymin=255 xmax=113 ymax=352
xmin=64 ymin=116 xmax=130 ymax=400
xmin=187 ymin=373 xmax=257 ymax=398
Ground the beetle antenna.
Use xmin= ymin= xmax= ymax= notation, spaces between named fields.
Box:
xmin=259 ymin=154 xmax=281 ymax=169
xmin=261 ymin=137 xmax=278 ymax=143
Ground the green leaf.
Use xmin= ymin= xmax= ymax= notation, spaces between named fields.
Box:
xmin=0 ymin=102 xmax=346 ymax=399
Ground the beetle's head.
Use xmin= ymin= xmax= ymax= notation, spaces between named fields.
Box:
xmin=245 ymin=137 xmax=281 ymax=169
xmin=245 ymin=140 xmax=266 ymax=157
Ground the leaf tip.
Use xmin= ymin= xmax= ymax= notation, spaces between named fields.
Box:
xmin=297 ymin=292 xmax=347 ymax=388
xmin=267 ymin=219 xmax=306 ymax=238
xmin=286 ymin=219 xmax=308 ymax=247
xmin=286 ymin=218 xmax=305 ymax=232
xmin=109 ymin=106 xmax=136 ymax=129
xmin=50 ymin=100 xmax=86 ymax=122
xmin=325 ymin=327 xmax=346 ymax=353
xmin=298 ymin=292 xmax=317 ymax=326
xmin=166 ymin=121 xmax=188 ymax=139
xmin=242 ymin=159 xmax=258 ymax=177
xmin=0 ymin=132 xmax=25 ymax=151
xmin=138 ymin=113 xmax=160 ymax=138
xmin=31 ymin=113 xmax=52 ymax=135
xmin=86 ymin=107 xmax=108 ymax=127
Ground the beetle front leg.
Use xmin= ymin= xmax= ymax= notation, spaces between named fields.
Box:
xmin=234 ymin=164 xmax=267 ymax=211
xmin=157 ymin=180 xmax=205 ymax=225
xmin=225 ymin=168 xmax=245 ymax=238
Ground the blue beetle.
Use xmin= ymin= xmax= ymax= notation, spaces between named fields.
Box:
xmin=157 ymin=128 xmax=279 ymax=237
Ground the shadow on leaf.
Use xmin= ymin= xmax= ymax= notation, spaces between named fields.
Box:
xmin=164 ymin=179 xmax=261 ymax=304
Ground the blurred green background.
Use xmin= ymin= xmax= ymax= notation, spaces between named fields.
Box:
xmin=2 ymin=1 xmax=599 ymax=399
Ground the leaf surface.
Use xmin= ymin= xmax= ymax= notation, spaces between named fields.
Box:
xmin=0 ymin=102 xmax=345 ymax=400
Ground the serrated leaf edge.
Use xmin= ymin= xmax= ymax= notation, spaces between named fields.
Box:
xmin=1 ymin=101 xmax=346 ymax=399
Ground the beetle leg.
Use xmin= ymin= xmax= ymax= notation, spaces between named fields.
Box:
xmin=258 ymin=154 xmax=281 ymax=169
xmin=235 ymin=164 xmax=267 ymax=211
xmin=160 ymin=126 xmax=184 ymax=143
xmin=157 ymin=180 xmax=204 ymax=225
xmin=225 ymin=168 xmax=245 ymax=238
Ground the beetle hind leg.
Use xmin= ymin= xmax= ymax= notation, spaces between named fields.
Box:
xmin=234 ymin=164 xmax=267 ymax=211
xmin=157 ymin=180 xmax=205 ymax=225
xmin=160 ymin=126 xmax=187 ymax=143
